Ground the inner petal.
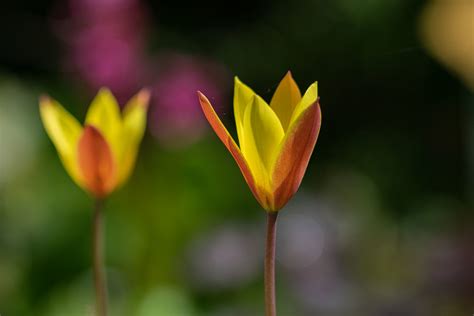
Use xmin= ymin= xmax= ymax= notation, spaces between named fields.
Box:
xmin=234 ymin=77 xmax=256 ymax=148
xmin=270 ymin=72 xmax=302 ymax=131
xmin=85 ymin=88 xmax=123 ymax=161
xmin=240 ymin=95 xmax=284 ymax=189
xmin=290 ymin=82 xmax=318 ymax=127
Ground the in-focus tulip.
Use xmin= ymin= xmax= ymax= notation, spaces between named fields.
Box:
xmin=198 ymin=71 xmax=321 ymax=212
xmin=40 ymin=88 xmax=150 ymax=198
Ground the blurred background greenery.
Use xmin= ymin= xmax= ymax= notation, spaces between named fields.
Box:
xmin=0 ymin=0 xmax=473 ymax=315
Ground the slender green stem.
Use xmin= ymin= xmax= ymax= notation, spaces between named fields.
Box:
xmin=93 ymin=198 xmax=107 ymax=316
xmin=265 ymin=211 xmax=278 ymax=316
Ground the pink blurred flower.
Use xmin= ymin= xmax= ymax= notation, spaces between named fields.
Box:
xmin=69 ymin=0 xmax=137 ymax=17
xmin=69 ymin=28 xmax=146 ymax=100
xmin=56 ymin=0 xmax=149 ymax=102
xmin=150 ymin=54 xmax=229 ymax=147
xmin=52 ymin=0 xmax=230 ymax=145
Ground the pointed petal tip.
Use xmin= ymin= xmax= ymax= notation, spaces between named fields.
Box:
xmin=136 ymin=88 xmax=151 ymax=109
xmin=282 ymin=71 xmax=297 ymax=83
xmin=92 ymin=87 xmax=117 ymax=105
xmin=197 ymin=91 xmax=210 ymax=106
xmin=234 ymin=76 xmax=245 ymax=85
xmin=95 ymin=87 xmax=116 ymax=100
xmin=98 ymin=87 xmax=112 ymax=93
xmin=197 ymin=90 xmax=205 ymax=98
xmin=39 ymin=94 xmax=51 ymax=106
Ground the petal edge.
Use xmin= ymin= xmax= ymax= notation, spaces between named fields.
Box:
xmin=198 ymin=91 xmax=264 ymax=205
xmin=117 ymin=89 xmax=150 ymax=186
xmin=85 ymin=88 xmax=122 ymax=160
xmin=270 ymin=71 xmax=302 ymax=131
xmin=272 ymin=98 xmax=322 ymax=210
xmin=39 ymin=95 xmax=84 ymax=187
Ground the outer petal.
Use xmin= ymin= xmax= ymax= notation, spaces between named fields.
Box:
xmin=240 ymin=95 xmax=284 ymax=193
xmin=117 ymin=89 xmax=150 ymax=186
xmin=290 ymin=82 xmax=318 ymax=126
xmin=78 ymin=125 xmax=117 ymax=197
xmin=233 ymin=77 xmax=256 ymax=148
xmin=270 ymin=71 xmax=302 ymax=131
xmin=85 ymin=88 xmax=122 ymax=160
xmin=39 ymin=96 xmax=84 ymax=187
xmin=197 ymin=91 xmax=264 ymax=205
xmin=271 ymin=98 xmax=322 ymax=211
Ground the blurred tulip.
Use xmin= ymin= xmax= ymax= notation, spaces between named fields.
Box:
xmin=198 ymin=72 xmax=322 ymax=212
xmin=39 ymin=88 xmax=149 ymax=198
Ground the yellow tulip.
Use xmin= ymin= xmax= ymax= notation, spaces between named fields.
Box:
xmin=198 ymin=71 xmax=322 ymax=212
xmin=40 ymin=88 xmax=150 ymax=198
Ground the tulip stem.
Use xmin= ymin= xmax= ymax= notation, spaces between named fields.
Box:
xmin=265 ymin=211 xmax=278 ymax=316
xmin=93 ymin=198 xmax=107 ymax=316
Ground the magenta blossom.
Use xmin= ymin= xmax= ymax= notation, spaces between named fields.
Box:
xmin=150 ymin=54 xmax=229 ymax=147
xmin=56 ymin=0 xmax=148 ymax=103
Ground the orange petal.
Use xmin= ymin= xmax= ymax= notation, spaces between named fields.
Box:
xmin=272 ymin=98 xmax=322 ymax=210
xmin=197 ymin=91 xmax=265 ymax=205
xmin=77 ymin=125 xmax=117 ymax=198
xmin=270 ymin=71 xmax=302 ymax=131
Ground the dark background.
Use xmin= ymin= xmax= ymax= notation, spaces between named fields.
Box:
xmin=0 ymin=0 xmax=472 ymax=315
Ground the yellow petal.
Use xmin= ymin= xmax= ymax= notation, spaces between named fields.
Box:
xmin=85 ymin=88 xmax=122 ymax=160
xmin=116 ymin=89 xmax=150 ymax=186
xmin=290 ymin=82 xmax=318 ymax=126
xmin=233 ymin=77 xmax=256 ymax=148
xmin=39 ymin=96 xmax=84 ymax=187
xmin=241 ymin=95 xmax=284 ymax=191
xmin=198 ymin=91 xmax=267 ymax=208
xmin=270 ymin=71 xmax=301 ymax=131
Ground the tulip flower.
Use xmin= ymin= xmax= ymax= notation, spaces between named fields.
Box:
xmin=198 ymin=72 xmax=321 ymax=211
xmin=40 ymin=88 xmax=149 ymax=198
xmin=198 ymin=72 xmax=321 ymax=316
xmin=39 ymin=88 xmax=150 ymax=316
